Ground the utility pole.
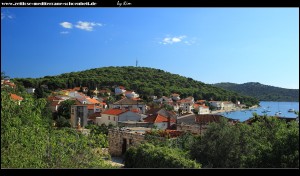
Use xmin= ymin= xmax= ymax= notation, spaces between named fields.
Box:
xmin=136 ymin=59 xmax=138 ymax=67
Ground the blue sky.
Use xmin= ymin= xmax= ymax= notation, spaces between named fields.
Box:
xmin=1 ymin=8 xmax=299 ymax=89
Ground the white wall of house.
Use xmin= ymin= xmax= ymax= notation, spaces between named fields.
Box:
xmin=198 ymin=106 xmax=210 ymax=114
xmin=125 ymin=91 xmax=139 ymax=99
xmin=223 ymin=102 xmax=235 ymax=111
xmin=182 ymin=103 xmax=194 ymax=113
xmin=210 ymin=101 xmax=224 ymax=110
xmin=173 ymin=104 xmax=180 ymax=111
xmin=171 ymin=94 xmax=181 ymax=101
xmin=154 ymin=122 xmax=176 ymax=130
xmin=26 ymin=88 xmax=35 ymax=94
xmin=115 ymin=87 xmax=126 ymax=95
xmin=98 ymin=114 xmax=118 ymax=126
xmin=118 ymin=111 xmax=141 ymax=122
xmin=113 ymin=104 xmax=146 ymax=114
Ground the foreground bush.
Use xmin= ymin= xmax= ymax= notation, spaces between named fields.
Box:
xmin=124 ymin=143 xmax=201 ymax=168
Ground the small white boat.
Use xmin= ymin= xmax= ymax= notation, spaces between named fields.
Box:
xmin=288 ymin=109 xmax=295 ymax=112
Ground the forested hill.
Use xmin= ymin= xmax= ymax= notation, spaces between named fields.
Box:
xmin=212 ymin=82 xmax=299 ymax=102
xmin=14 ymin=66 xmax=258 ymax=106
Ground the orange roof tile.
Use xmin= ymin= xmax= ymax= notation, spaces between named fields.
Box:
xmin=102 ymin=109 xmax=125 ymax=115
xmin=144 ymin=114 xmax=176 ymax=123
xmin=88 ymin=98 xmax=100 ymax=104
xmin=10 ymin=94 xmax=23 ymax=101
xmin=199 ymin=105 xmax=209 ymax=108
xmin=87 ymin=104 xmax=95 ymax=110
xmin=131 ymin=108 xmax=140 ymax=113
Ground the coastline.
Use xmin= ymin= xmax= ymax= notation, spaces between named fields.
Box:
xmin=210 ymin=105 xmax=259 ymax=115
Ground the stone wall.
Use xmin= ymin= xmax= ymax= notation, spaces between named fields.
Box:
xmin=177 ymin=124 xmax=208 ymax=134
xmin=108 ymin=129 xmax=146 ymax=157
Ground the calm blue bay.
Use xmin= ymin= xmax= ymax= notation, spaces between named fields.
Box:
xmin=220 ymin=101 xmax=299 ymax=122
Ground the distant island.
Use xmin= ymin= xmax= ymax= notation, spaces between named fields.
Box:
xmin=212 ymin=82 xmax=299 ymax=102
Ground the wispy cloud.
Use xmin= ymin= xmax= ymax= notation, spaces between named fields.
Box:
xmin=159 ymin=35 xmax=196 ymax=45
xmin=1 ymin=12 xmax=15 ymax=20
xmin=60 ymin=22 xmax=73 ymax=29
xmin=60 ymin=31 xmax=69 ymax=34
xmin=160 ymin=35 xmax=187 ymax=45
xmin=75 ymin=21 xmax=103 ymax=31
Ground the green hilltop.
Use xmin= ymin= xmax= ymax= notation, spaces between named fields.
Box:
xmin=13 ymin=66 xmax=259 ymax=106
xmin=213 ymin=82 xmax=299 ymax=102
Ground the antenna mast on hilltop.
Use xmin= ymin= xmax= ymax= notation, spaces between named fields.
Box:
xmin=136 ymin=59 xmax=138 ymax=67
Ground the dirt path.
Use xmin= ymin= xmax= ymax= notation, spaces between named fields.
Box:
xmin=107 ymin=157 xmax=124 ymax=167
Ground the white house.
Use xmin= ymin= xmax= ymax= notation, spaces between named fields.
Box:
xmin=97 ymin=109 xmax=124 ymax=126
xmin=171 ymin=93 xmax=181 ymax=101
xmin=143 ymin=113 xmax=176 ymax=130
xmin=209 ymin=101 xmax=224 ymax=110
xmin=97 ymin=109 xmax=142 ymax=126
xmin=179 ymin=97 xmax=195 ymax=113
xmin=118 ymin=111 xmax=142 ymax=122
xmin=154 ymin=96 xmax=173 ymax=104
xmin=113 ymin=98 xmax=146 ymax=114
xmin=26 ymin=88 xmax=36 ymax=94
xmin=198 ymin=105 xmax=210 ymax=114
xmin=223 ymin=101 xmax=236 ymax=111
xmin=115 ymin=86 xmax=126 ymax=95
xmin=125 ymin=91 xmax=139 ymax=99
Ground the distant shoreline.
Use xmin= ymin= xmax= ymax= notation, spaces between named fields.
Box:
xmin=210 ymin=105 xmax=259 ymax=115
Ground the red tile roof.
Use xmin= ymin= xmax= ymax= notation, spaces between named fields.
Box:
xmin=87 ymin=104 xmax=95 ymax=110
xmin=195 ymin=100 xmax=206 ymax=105
xmin=198 ymin=105 xmax=209 ymax=108
xmin=10 ymin=93 xmax=23 ymax=101
xmin=144 ymin=114 xmax=176 ymax=123
xmin=88 ymin=98 xmax=100 ymax=104
xmin=51 ymin=101 xmax=61 ymax=106
xmin=102 ymin=109 xmax=126 ymax=115
xmin=131 ymin=108 xmax=140 ymax=113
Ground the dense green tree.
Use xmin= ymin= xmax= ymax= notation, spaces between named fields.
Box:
xmin=189 ymin=115 xmax=299 ymax=168
xmin=57 ymin=99 xmax=75 ymax=119
xmin=125 ymin=143 xmax=201 ymax=168
xmin=1 ymin=90 xmax=114 ymax=168
xmin=190 ymin=117 xmax=242 ymax=168
xmin=34 ymin=86 xmax=50 ymax=99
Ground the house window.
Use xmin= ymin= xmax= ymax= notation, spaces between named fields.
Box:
xmin=114 ymin=117 xmax=115 ymax=121
xmin=108 ymin=116 xmax=110 ymax=120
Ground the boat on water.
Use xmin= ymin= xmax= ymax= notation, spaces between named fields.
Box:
xmin=288 ymin=109 xmax=295 ymax=112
